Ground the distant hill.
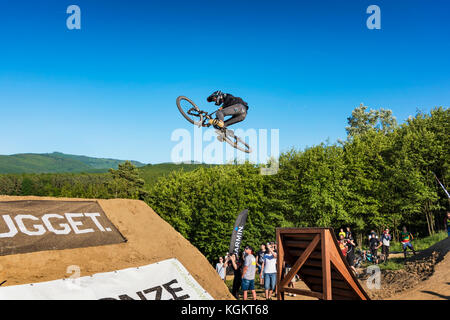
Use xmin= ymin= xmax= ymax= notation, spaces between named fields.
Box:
xmin=0 ymin=152 xmax=146 ymax=174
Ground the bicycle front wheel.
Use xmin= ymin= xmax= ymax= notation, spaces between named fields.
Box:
xmin=176 ymin=96 xmax=203 ymax=127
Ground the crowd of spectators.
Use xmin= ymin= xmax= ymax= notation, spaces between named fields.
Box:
xmin=338 ymin=226 xmax=418 ymax=267
xmin=214 ymin=241 xmax=285 ymax=300
xmin=215 ymin=224 xmax=424 ymax=299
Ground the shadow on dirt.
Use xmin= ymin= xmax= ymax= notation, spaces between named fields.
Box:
xmin=420 ymin=290 xmax=450 ymax=300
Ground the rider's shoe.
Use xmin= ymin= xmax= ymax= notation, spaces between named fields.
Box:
xmin=208 ymin=119 xmax=225 ymax=128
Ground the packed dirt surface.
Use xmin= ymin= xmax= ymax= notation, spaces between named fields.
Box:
xmin=0 ymin=196 xmax=233 ymax=300
xmin=225 ymin=275 xmax=316 ymax=301
xmin=361 ymin=237 xmax=450 ymax=300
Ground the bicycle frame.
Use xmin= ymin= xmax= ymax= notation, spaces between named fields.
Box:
xmin=187 ymin=107 xmax=221 ymax=128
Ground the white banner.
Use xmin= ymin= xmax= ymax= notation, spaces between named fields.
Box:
xmin=0 ymin=258 xmax=213 ymax=300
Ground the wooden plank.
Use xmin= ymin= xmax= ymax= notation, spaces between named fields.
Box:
xmin=280 ymin=234 xmax=320 ymax=288
xmin=303 ymin=259 xmax=322 ymax=268
xmin=283 ymin=248 xmax=296 ymax=267
xmin=276 ymin=229 xmax=285 ymax=300
xmin=332 ymin=294 xmax=357 ymax=300
xmin=330 ymin=268 xmax=345 ymax=281
xmin=306 ymin=276 xmax=350 ymax=290
xmin=299 ymin=267 xmax=343 ymax=280
xmin=283 ymin=234 xmax=317 ymax=241
xmin=285 ymin=240 xmax=322 ymax=250
xmin=301 ymin=275 xmax=322 ymax=286
xmin=280 ymin=287 xmax=323 ymax=299
xmin=330 ymin=287 xmax=360 ymax=299
xmin=289 ymin=249 xmax=322 ymax=260
xmin=309 ymin=284 xmax=356 ymax=299
xmin=322 ymin=229 xmax=332 ymax=300
xmin=278 ymin=228 xmax=323 ymax=234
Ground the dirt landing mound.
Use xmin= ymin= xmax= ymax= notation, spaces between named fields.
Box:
xmin=362 ymin=237 xmax=450 ymax=300
xmin=0 ymin=196 xmax=233 ymax=300
xmin=389 ymin=252 xmax=450 ymax=300
xmin=411 ymin=236 xmax=450 ymax=262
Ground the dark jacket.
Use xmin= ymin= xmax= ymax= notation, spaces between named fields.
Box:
xmin=222 ymin=94 xmax=249 ymax=110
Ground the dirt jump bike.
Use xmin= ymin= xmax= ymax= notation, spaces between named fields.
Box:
xmin=176 ymin=96 xmax=252 ymax=153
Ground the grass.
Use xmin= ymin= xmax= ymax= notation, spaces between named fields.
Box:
xmin=376 ymin=258 xmax=406 ymax=271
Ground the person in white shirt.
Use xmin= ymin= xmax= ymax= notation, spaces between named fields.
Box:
xmin=260 ymin=243 xmax=278 ymax=300
xmin=215 ymin=256 xmax=226 ymax=281
xmin=380 ymin=228 xmax=392 ymax=263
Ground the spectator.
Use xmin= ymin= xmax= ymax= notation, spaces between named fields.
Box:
xmin=241 ymin=246 xmax=257 ymax=300
xmin=229 ymin=253 xmax=243 ymax=299
xmin=400 ymin=226 xmax=417 ymax=260
xmin=256 ymin=244 xmax=266 ymax=286
xmin=369 ymin=233 xmax=380 ymax=264
xmin=270 ymin=241 xmax=277 ymax=254
xmin=346 ymin=226 xmax=352 ymax=239
xmin=338 ymin=234 xmax=347 ymax=256
xmin=380 ymin=228 xmax=392 ymax=263
xmin=345 ymin=233 xmax=357 ymax=275
xmin=215 ymin=256 xmax=226 ymax=281
xmin=368 ymin=230 xmax=378 ymax=241
xmin=445 ymin=212 xmax=450 ymax=237
xmin=338 ymin=228 xmax=346 ymax=239
xmin=260 ymin=243 xmax=277 ymax=300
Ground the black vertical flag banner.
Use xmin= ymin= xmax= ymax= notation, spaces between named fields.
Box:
xmin=228 ymin=209 xmax=249 ymax=255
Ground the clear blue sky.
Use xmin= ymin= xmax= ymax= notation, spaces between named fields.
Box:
xmin=0 ymin=0 xmax=449 ymax=163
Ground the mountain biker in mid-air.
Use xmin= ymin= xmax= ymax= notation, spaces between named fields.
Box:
xmin=206 ymin=91 xmax=249 ymax=130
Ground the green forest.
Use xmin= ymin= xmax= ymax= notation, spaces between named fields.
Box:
xmin=0 ymin=105 xmax=448 ymax=261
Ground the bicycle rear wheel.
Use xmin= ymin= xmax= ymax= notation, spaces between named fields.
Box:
xmin=176 ymin=96 xmax=203 ymax=127
xmin=223 ymin=130 xmax=252 ymax=153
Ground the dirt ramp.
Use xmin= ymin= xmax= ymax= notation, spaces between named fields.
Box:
xmin=0 ymin=196 xmax=233 ymax=300
xmin=362 ymin=237 xmax=450 ymax=300
xmin=388 ymin=252 xmax=450 ymax=300
xmin=411 ymin=236 xmax=450 ymax=262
